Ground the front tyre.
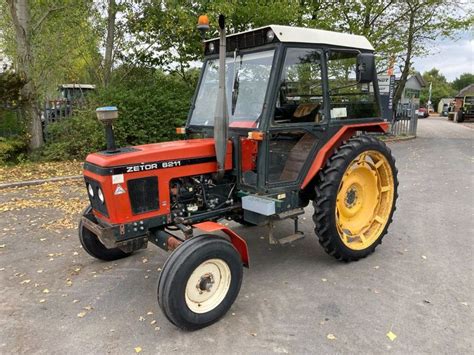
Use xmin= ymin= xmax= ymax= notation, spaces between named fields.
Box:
xmin=158 ymin=234 xmax=243 ymax=330
xmin=79 ymin=206 xmax=132 ymax=261
xmin=313 ymin=135 xmax=398 ymax=261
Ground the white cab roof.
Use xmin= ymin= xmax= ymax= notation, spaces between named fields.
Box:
xmin=208 ymin=25 xmax=374 ymax=51
xmin=59 ymin=84 xmax=96 ymax=89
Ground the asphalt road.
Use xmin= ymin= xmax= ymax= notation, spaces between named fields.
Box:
xmin=1 ymin=117 xmax=473 ymax=354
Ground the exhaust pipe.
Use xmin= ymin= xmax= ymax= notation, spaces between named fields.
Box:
xmin=214 ymin=15 xmax=229 ymax=181
xmin=96 ymin=106 xmax=119 ymax=153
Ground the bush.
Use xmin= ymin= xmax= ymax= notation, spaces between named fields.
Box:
xmin=42 ymin=69 xmax=197 ymax=160
xmin=0 ymin=136 xmax=28 ymax=164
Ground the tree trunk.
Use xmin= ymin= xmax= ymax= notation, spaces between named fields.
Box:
xmin=103 ymin=0 xmax=116 ymax=87
xmin=392 ymin=7 xmax=415 ymax=110
xmin=8 ymin=0 xmax=43 ymax=149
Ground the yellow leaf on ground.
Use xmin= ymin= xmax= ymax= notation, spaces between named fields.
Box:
xmin=77 ymin=311 xmax=87 ymax=318
xmin=42 ymin=289 xmax=50 ymax=293
xmin=134 ymin=347 xmax=142 ymax=353
xmin=387 ymin=330 xmax=397 ymax=341
xmin=327 ymin=334 xmax=337 ymax=340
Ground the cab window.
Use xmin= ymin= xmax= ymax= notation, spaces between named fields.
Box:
xmin=274 ymin=48 xmax=325 ymax=124
xmin=327 ymin=51 xmax=379 ymax=119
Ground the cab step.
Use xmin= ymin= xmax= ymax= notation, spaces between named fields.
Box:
xmin=277 ymin=232 xmax=305 ymax=245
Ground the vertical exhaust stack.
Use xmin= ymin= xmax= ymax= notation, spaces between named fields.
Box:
xmin=214 ymin=15 xmax=229 ymax=181
xmin=96 ymin=106 xmax=119 ymax=153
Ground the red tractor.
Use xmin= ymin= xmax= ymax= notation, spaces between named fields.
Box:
xmin=79 ymin=15 xmax=398 ymax=330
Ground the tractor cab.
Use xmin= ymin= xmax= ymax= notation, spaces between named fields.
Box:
xmin=186 ymin=25 xmax=384 ymax=224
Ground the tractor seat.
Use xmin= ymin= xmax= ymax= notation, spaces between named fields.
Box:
xmin=292 ymin=103 xmax=321 ymax=123
xmin=280 ymin=133 xmax=316 ymax=181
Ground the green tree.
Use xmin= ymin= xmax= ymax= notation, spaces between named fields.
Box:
xmin=419 ymin=68 xmax=456 ymax=110
xmin=452 ymin=73 xmax=474 ymax=92
xmin=1 ymin=0 xmax=101 ymax=150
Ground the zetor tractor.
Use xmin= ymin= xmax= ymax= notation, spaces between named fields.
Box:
xmin=79 ymin=15 xmax=398 ymax=330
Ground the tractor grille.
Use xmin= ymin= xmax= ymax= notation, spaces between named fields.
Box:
xmin=84 ymin=178 xmax=109 ymax=217
xmin=127 ymin=177 xmax=159 ymax=215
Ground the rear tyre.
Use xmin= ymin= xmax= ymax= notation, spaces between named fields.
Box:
xmin=158 ymin=234 xmax=243 ymax=330
xmin=79 ymin=206 xmax=132 ymax=261
xmin=313 ymin=135 xmax=398 ymax=261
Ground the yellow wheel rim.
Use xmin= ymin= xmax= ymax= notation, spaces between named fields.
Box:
xmin=336 ymin=150 xmax=394 ymax=250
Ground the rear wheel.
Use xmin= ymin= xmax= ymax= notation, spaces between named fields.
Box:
xmin=313 ymin=135 xmax=398 ymax=261
xmin=158 ymin=234 xmax=243 ymax=330
xmin=79 ymin=206 xmax=132 ymax=261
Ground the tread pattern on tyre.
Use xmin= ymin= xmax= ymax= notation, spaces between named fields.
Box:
xmin=312 ymin=134 xmax=399 ymax=262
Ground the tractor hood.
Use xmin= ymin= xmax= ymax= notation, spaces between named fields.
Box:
xmin=84 ymin=138 xmax=232 ymax=171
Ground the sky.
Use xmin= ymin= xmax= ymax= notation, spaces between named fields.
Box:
xmin=411 ymin=31 xmax=473 ymax=81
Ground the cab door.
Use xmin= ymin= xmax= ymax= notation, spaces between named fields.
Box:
xmin=265 ymin=47 xmax=328 ymax=189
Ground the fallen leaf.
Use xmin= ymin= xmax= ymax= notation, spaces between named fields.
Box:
xmin=20 ymin=279 xmax=31 ymax=284
xmin=146 ymin=311 xmax=153 ymax=315
xmin=154 ymin=327 xmax=160 ymax=331
xmin=421 ymin=255 xmax=427 ymax=260
xmin=73 ymin=252 xmax=79 ymax=256
xmin=460 ymin=302 xmax=468 ymax=306
xmin=40 ymin=238 xmax=46 ymax=241
xmin=83 ymin=305 xmax=93 ymax=311
xmin=66 ymin=280 xmax=73 ymax=286
xmin=139 ymin=316 xmax=145 ymax=321
xmin=39 ymin=299 xmax=46 ymax=303
xmin=321 ymin=278 xmax=327 ymax=282
xmin=150 ymin=320 xmax=156 ymax=325
xmin=327 ymin=334 xmax=337 ymax=340
xmin=250 ymin=333 xmax=257 ymax=337
xmin=73 ymin=299 xmax=79 ymax=303
xmin=142 ymin=258 xmax=148 ymax=264
xmin=134 ymin=347 xmax=142 ymax=353
xmin=77 ymin=311 xmax=87 ymax=318
xmin=37 ymin=269 xmax=43 ymax=273
xmin=0 ymin=244 xmax=5 ymax=248
xmin=373 ymin=265 xmax=380 ymax=269
xmin=42 ymin=288 xmax=50 ymax=294
xmin=387 ymin=330 xmax=397 ymax=341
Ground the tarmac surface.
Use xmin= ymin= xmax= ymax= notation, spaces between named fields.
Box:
xmin=0 ymin=117 xmax=473 ymax=354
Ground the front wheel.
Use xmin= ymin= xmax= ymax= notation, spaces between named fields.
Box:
xmin=158 ymin=234 xmax=243 ymax=330
xmin=313 ymin=135 xmax=398 ymax=261
xmin=79 ymin=206 xmax=132 ymax=261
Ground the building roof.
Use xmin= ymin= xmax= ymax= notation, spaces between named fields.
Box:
xmin=207 ymin=25 xmax=374 ymax=51
xmin=456 ymin=84 xmax=474 ymax=97
xmin=395 ymin=72 xmax=426 ymax=88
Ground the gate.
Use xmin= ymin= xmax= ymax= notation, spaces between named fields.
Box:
xmin=391 ymin=102 xmax=418 ymax=137
xmin=42 ymin=100 xmax=73 ymax=141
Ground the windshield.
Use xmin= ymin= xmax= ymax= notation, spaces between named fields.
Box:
xmin=190 ymin=50 xmax=275 ymax=127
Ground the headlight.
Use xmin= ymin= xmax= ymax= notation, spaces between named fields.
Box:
xmin=97 ymin=187 xmax=105 ymax=204
xmin=266 ymin=30 xmax=275 ymax=42
xmin=208 ymin=42 xmax=215 ymax=53
xmin=87 ymin=183 xmax=94 ymax=197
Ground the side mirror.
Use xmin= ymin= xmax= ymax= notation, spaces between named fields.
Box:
xmin=356 ymin=53 xmax=375 ymax=83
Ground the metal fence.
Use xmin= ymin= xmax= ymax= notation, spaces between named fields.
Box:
xmin=42 ymin=100 xmax=74 ymax=141
xmin=390 ymin=102 xmax=418 ymax=137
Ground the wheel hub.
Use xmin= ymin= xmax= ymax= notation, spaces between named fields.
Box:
xmin=344 ymin=185 xmax=359 ymax=208
xmin=197 ymin=273 xmax=215 ymax=293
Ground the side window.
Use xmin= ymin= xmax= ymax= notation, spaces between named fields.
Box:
xmin=327 ymin=51 xmax=379 ymax=119
xmin=274 ymin=48 xmax=325 ymax=124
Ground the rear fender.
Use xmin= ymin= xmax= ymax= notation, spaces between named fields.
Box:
xmin=301 ymin=122 xmax=388 ymax=189
xmin=193 ymin=221 xmax=249 ymax=268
